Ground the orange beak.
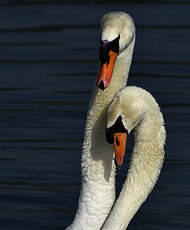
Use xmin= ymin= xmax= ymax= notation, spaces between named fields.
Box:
xmin=97 ymin=50 xmax=118 ymax=90
xmin=113 ymin=133 xmax=127 ymax=167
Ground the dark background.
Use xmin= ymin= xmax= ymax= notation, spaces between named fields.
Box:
xmin=0 ymin=0 xmax=190 ymax=229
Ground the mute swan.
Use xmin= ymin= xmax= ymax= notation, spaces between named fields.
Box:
xmin=66 ymin=12 xmax=136 ymax=229
xmin=102 ymin=86 xmax=166 ymax=229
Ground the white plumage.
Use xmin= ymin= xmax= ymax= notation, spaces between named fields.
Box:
xmin=66 ymin=12 xmax=166 ymax=230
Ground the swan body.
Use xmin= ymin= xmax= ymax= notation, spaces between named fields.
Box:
xmin=66 ymin=12 xmax=135 ymax=230
xmin=102 ymin=86 xmax=166 ymax=229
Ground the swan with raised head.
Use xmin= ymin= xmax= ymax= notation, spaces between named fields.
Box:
xmin=66 ymin=12 xmax=136 ymax=230
xmin=102 ymin=86 xmax=166 ymax=230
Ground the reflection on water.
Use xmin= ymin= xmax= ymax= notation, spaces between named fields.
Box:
xmin=0 ymin=1 xmax=190 ymax=230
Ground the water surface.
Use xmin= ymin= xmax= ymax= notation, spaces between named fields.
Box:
xmin=0 ymin=1 xmax=190 ymax=229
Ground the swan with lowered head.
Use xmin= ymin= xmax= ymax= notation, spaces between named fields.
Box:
xmin=66 ymin=12 xmax=136 ymax=230
xmin=102 ymin=86 xmax=166 ymax=229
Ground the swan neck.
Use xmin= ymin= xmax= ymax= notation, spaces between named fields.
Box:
xmin=111 ymin=34 xmax=135 ymax=90
xmin=101 ymin=110 xmax=166 ymax=230
xmin=67 ymin=34 xmax=135 ymax=230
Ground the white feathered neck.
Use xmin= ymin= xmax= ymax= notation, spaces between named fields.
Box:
xmin=66 ymin=12 xmax=135 ymax=230
xmin=102 ymin=87 xmax=166 ymax=230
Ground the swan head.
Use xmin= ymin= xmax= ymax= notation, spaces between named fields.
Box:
xmin=97 ymin=12 xmax=135 ymax=90
xmin=106 ymin=87 xmax=148 ymax=166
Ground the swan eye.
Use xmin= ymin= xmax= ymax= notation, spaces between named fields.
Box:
xmin=106 ymin=115 xmax=128 ymax=144
xmin=99 ymin=35 xmax=120 ymax=64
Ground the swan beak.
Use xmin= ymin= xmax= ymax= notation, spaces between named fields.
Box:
xmin=97 ymin=50 xmax=118 ymax=90
xmin=113 ymin=133 xmax=127 ymax=167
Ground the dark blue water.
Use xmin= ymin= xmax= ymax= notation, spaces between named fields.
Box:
xmin=0 ymin=1 xmax=190 ymax=229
